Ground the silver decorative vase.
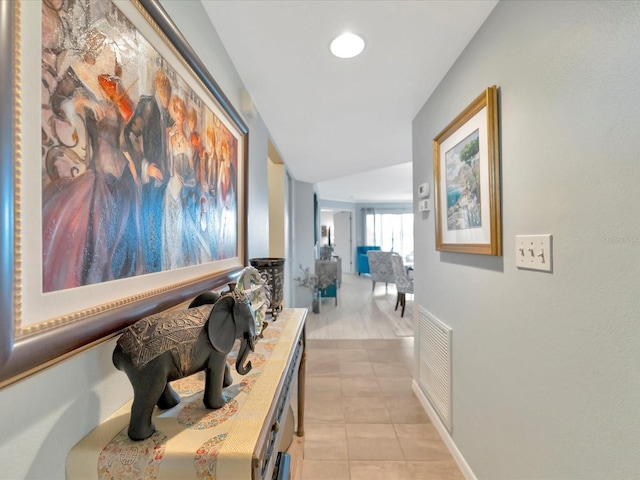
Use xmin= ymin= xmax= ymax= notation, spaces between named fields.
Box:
xmin=249 ymin=257 xmax=285 ymax=319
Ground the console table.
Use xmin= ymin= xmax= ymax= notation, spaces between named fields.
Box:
xmin=66 ymin=308 xmax=307 ymax=480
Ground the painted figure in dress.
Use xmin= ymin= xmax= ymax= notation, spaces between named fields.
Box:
xmin=184 ymin=105 xmax=213 ymax=264
xmin=42 ymin=28 xmax=143 ymax=291
xmin=40 ymin=0 xmax=241 ymax=292
xmin=124 ymin=70 xmax=174 ymax=273
xmin=217 ymin=138 xmax=238 ymax=259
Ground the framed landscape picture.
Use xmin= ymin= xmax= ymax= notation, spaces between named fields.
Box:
xmin=433 ymin=86 xmax=501 ymax=256
xmin=0 ymin=0 xmax=248 ymax=387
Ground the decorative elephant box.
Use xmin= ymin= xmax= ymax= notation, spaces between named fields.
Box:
xmin=112 ymin=288 xmax=258 ymax=441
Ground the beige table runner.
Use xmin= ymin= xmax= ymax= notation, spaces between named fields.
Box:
xmin=66 ymin=308 xmax=306 ymax=480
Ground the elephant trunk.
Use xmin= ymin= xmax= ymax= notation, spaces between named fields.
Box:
xmin=235 ymin=334 xmax=255 ymax=375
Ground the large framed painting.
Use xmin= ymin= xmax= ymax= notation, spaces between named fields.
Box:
xmin=433 ymin=86 xmax=501 ymax=255
xmin=0 ymin=0 xmax=248 ymax=387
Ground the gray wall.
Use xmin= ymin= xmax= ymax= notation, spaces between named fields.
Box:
xmin=0 ymin=1 xmax=271 ymax=478
xmin=292 ymin=181 xmax=316 ymax=308
xmin=412 ymin=1 xmax=640 ymax=478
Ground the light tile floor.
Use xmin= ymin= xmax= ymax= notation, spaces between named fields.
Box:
xmin=300 ymin=273 xmax=463 ymax=480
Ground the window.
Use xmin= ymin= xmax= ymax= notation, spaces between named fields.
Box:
xmin=364 ymin=211 xmax=414 ymax=261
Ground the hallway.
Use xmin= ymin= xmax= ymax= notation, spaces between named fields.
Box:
xmin=306 ymin=271 xmax=414 ymax=340
xmin=299 ymin=274 xmax=463 ymax=479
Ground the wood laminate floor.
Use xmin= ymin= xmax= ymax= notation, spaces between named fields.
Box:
xmin=298 ymin=273 xmax=464 ymax=480
xmin=306 ymin=272 xmax=414 ymax=340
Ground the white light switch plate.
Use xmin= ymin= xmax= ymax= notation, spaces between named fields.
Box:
xmin=516 ymin=234 xmax=552 ymax=272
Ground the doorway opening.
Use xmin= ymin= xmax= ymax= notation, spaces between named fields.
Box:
xmin=319 ymin=208 xmax=355 ymax=274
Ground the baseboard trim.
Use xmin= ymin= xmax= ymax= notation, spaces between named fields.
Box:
xmin=412 ymin=380 xmax=476 ymax=480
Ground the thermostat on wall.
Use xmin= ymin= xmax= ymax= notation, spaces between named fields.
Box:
xmin=418 ymin=183 xmax=430 ymax=198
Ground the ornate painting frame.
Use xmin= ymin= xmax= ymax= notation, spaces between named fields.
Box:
xmin=0 ymin=0 xmax=248 ymax=387
xmin=433 ymin=85 xmax=501 ymax=255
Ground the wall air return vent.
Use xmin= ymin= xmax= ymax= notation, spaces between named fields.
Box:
xmin=417 ymin=306 xmax=452 ymax=432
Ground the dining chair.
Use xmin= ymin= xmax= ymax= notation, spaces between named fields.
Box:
xmin=367 ymin=250 xmax=398 ymax=291
xmin=391 ymin=254 xmax=414 ymax=317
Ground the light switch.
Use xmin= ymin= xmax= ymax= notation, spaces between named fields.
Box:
xmin=418 ymin=199 xmax=431 ymax=211
xmin=516 ymin=234 xmax=552 ymax=272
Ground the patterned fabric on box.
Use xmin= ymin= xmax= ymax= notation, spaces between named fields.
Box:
xmin=315 ymin=259 xmax=338 ymax=305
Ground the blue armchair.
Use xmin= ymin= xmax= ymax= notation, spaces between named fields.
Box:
xmin=356 ymin=245 xmax=381 ymax=275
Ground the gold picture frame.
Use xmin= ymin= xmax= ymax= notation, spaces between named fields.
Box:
xmin=433 ymin=86 xmax=501 ymax=255
xmin=0 ymin=0 xmax=248 ymax=387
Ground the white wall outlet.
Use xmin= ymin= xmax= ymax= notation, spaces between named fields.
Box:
xmin=418 ymin=183 xmax=430 ymax=198
xmin=516 ymin=235 xmax=553 ymax=272
xmin=418 ymin=199 xmax=431 ymax=212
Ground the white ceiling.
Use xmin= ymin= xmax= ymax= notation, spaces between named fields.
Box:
xmin=201 ymin=0 xmax=498 ymax=203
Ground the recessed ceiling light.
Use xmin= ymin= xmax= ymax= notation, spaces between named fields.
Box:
xmin=330 ymin=32 xmax=365 ymax=59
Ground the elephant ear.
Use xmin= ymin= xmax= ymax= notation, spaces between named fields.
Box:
xmin=207 ymin=294 xmax=237 ymax=353
xmin=189 ymin=291 xmax=221 ymax=308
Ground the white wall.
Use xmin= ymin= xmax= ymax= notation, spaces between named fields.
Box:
xmin=319 ymin=210 xmax=334 ymax=246
xmin=245 ymin=117 xmax=270 ymax=260
xmin=0 ymin=2 xmax=272 ymax=478
xmin=268 ymin=159 xmax=285 ymax=258
xmin=413 ymin=1 xmax=640 ymax=478
xmin=0 ymin=338 xmax=133 ymax=479
xmin=291 ymin=181 xmax=316 ymax=308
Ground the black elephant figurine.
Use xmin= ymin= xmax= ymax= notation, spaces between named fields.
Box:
xmin=112 ymin=288 xmax=257 ymax=440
